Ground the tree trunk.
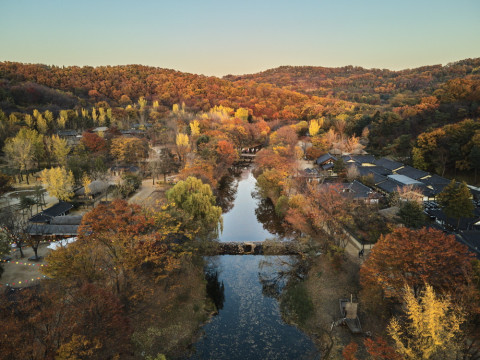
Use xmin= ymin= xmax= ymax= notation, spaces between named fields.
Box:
xmin=18 ymin=243 xmax=24 ymax=258
xmin=40 ymin=194 xmax=45 ymax=210
xmin=164 ymin=173 xmax=167 ymax=182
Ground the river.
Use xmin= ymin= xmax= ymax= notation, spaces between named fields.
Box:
xmin=188 ymin=167 xmax=317 ymax=360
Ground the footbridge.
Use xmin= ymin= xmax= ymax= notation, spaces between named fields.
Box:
xmin=213 ymin=241 xmax=304 ymax=255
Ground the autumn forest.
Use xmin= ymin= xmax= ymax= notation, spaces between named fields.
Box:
xmin=0 ymin=58 xmax=480 ymax=359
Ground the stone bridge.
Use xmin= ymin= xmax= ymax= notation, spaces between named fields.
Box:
xmin=214 ymin=241 xmax=302 ymax=255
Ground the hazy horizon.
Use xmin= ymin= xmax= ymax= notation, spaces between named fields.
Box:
xmin=1 ymin=0 xmax=479 ymax=77
xmin=1 ymin=57 xmax=478 ymax=78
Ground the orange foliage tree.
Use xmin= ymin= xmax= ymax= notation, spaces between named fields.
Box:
xmin=44 ymin=200 xmax=187 ymax=293
xmin=81 ymin=131 xmax=107 ymax=153
xmin=216 ymin=139 xmax=238 ymax=167
xmin=285 ymin=183 xmax=354 ymax=252
xmin=364 ymin=337 xmax=403 ymax=360
xmin=179 ymin=159 xmax=216 ymax=187
xmin=360 ymin=227 xmax=474 ymax=300
xmin=110 ymin=136 xmax=149 ymax=164
xmin=342 ymin=341 xmax=359 ymax=360
xmin=0 ymin=282 xmax=132 ymax=360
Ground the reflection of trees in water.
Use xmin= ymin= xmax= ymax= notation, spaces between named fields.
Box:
xmin=257 ymin=257 xmax=308 ymax=300
xmin=259 ymin=256 xmax=315 ymax=332
xmin=215 ymin=173 xmax=238 ymax=213
xmin=205 ymin=262 xmax=225 ymax=311
xmin=254 ymin=195 xmax=291 ymax=238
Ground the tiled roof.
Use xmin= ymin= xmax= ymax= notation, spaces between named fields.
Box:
xmin=426 ymin=208 xmax=479 ymax=231
xmin=418 ymin=175 xmax=451 ymax=194
xmin=50 ymin=215 xmax=83 ymax=225
xmin=342 ymin=155 xmax=355 ymax=163
xmin=29 ymin=202 xmax=74 ymax=223
xmin=387 ymin=174 xmax=423 ymax=186
xmin=316 ymin=153 xmax=337 ymax=165
xmin=350 ymin=154 xmax=376 ymax=165
xmin=110 ymin=165 xmax=140 ymax=172
xmin=75 ymin=180 xmax=109 ymax=196
xmin=422 ymin=174 xmax=450 ymax=185
xmin=395 ymin=165 xmax=429 ymax=180
xmin=355 ymin=166 xmax=388 ymax=184
xmin=337 ymin=180 xmax=379 ymax=199
xmin=92 ymin=126 xmax=108 ymax=132
xmin=376 ymin=179 xmax=400 ymax=193
xmin=26 ymin=224 xmax=79 ymax=236
xmin=374 ymin=157 xmax=404 ymax=171
xmin=459 ymin=231 xmax=480 ymax=257
xmin=57 ymin=130 xmax=78 ymax=136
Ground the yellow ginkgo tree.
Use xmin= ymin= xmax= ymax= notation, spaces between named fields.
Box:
xmin=308 ymin=118 xmax=325 ymax=137
xmin=388 ymin=284 xmax=465 ymax=360
xmin=82 ymin=173 xmax=92 ymax=197
xmin=40 ymin=166 xmax=75 ymax=201
xmin=189 ymin=120 xmax=200 ymax=136
xmin=175 ymin=133 xmax=190 ymax=162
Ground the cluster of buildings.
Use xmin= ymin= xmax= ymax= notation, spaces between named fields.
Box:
xmin=314 ymin=153 xmax=458 ymax=201
xmin=305 ymin=153 xmax=480 ymax=257
xmin=27 ymin=201 xmax=82 ymax=239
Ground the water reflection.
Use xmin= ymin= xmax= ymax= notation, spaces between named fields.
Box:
xmin=254 ymin=196 xmax=291 ymax=238
xmin=258 ymin=257 xmax=305 ymax=300
xmin=219 ymin=168 xmax=279 ymax=243
xmin=205 ymin=268 xmax=225 ymax=311
xmin=189 ymin=256 xmax=317 ymax=360
xmin=216 ymin=173 xmax=238 ymax=213
xmin=189 ymin=167 xmax=317 ymax=359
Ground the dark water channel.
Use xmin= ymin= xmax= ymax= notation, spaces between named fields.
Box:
xmin=189 ymin=168 xmax=317 ymax=359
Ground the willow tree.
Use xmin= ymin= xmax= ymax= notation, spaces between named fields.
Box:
xmin=167 ymin=176 xmax=222 ymax=239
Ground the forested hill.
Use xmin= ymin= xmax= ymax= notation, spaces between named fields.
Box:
xmin=225 ymin=58 xmax=480 ymax=105
xmin=0 ymin=62 xmax=358 ymax=120
xmin=1 ymin=60 xmax=480 ymax=165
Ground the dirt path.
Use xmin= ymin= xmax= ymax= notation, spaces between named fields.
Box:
xmin=128 ymin=179 xmax=172 ymax=210
xmin=0 ymin=243 xmax=52 ymax=288
xmin=128 ymin=179 xmax=157 ymax=205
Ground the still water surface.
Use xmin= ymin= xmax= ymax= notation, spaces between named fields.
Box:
xmin=189 ymin=168 xmax=317 ymax=359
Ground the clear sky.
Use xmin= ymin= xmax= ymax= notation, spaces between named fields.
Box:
xmin=1 ymin=0 xmax=479 ymax=77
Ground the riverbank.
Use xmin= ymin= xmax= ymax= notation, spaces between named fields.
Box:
xmin=280 ymin=251 xmax=392 ymax=359
xmin=131 ymin=259 xmax=215 ymax=359
xmin=299 ymin=254 xmax=362 ymax=358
